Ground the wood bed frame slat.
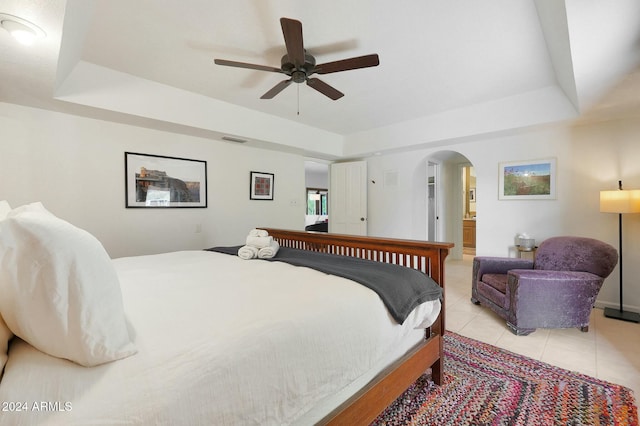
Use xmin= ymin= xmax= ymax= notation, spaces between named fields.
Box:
xmin=261 ymin=229 xmax=453 ymax=425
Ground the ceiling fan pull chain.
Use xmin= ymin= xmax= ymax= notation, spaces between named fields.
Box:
xmin=297 ymin=84 xmax=300 ymax=115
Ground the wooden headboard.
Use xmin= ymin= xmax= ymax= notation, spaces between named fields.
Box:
xmin=261 ymin=228 xmax=452 ymax=288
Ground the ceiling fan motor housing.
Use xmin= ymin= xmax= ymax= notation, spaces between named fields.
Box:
xmin=281 ymin=52 xmax=316 ymax=82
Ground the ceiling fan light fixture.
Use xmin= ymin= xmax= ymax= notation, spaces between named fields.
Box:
xmin=0 ymin=14 xmax=46 ymax=45
xmin=291 ymin=70 xmax=306 ymax=83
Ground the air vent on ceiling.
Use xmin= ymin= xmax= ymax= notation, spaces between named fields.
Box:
xmin=221 ymin=136 xmax=247 ymax=143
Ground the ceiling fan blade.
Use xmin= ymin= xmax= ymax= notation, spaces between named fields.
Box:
xmin=280 ymin=18 xmax=305 ymax=68
xmin=306 ymin=78 xmax=344 ymax=100
xmin=214 ymin=59 xmax=283 ymax=74
xmin=314 ymin=54 xmax=380 ymax=75
xmin=260 ymin=79 xmax=293 ymax=99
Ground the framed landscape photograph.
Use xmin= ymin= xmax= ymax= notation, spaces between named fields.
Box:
xmin=125 ymin=152 xmax=207 ymax=208
xmin=250 ymin=171 xmax=274 ymax=200
xmin=499 ymin=158 xmax=556 ymax=200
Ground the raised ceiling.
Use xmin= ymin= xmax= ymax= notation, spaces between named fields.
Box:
xmin=1 ymin=0 xmax=639 ymax=159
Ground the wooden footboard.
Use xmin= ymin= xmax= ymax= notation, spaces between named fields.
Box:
xmin=261 ymin=229 xmax=453 ymax=425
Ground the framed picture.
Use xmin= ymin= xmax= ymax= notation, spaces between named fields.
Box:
xmin=250 ymin=171 xmax=274 ymax=200
xmin=499 ymin=158 xmax=556 ymax=200
xmin=125 ymin=152 xmax=207 ymax=208
xmin=469 ymin=188 xmax=476 ymax=202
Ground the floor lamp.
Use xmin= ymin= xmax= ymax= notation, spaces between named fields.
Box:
xmin=600 ymin=180 xmax=640 ymax=323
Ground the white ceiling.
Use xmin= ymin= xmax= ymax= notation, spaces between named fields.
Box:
xmin=1 ymin=0 xmax=639 ymax=159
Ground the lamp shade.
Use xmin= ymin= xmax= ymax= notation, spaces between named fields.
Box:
xmin=600 ymin=189 xmax=640 ymax=213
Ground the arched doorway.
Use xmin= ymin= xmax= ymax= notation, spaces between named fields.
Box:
xmin=425 ymin=151 xmax=475 ymax=261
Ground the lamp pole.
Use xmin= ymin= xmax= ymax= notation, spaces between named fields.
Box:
xmin=616 ymin=210 xmax=623 ymax=314
xmin=603 ymin=180 xmax=640 ymax=322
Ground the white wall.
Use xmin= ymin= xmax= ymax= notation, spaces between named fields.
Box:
xmin=304 ymin=163 xmax=329 ymax=189
xmin=2 ymin=101 xmax=639 ymax=312
xmin=365 ymin=117 xmax=640 ymax=313
xmin=0 ymin=102 xmax=306 ymax=258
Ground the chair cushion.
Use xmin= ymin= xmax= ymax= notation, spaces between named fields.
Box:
xmin=534 ymin=236 xmax=618 ymax=278
xmin=477 ymin=274 xmax=510 ymax=311
xmin=481 ymin=273 xmax=508 ymax=294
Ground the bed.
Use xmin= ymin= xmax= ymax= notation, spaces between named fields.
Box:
xmin=261 ymin=228 xmax=452 ymax=425
xmin=0 ymin=202 xmax=452 ymax=425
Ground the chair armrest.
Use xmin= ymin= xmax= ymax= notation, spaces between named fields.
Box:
xmin=508 ymin=269 xmax=602 ymax=286
xmin=506 ymin=269 xmax=604 ymax=312
xmin=506 ymin=269 xmax=605 ymax=325
xmin=473 ymin=257 xmax=534 ymax=278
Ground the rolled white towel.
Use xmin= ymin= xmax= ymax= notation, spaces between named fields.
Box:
xmin=258 ymin=240 xmax=280 ymax=259
xmin=248 ymin=229 xmax=269 ymax=237
xmin=238 ymin=245 xmax=258 ymax=260
xmin=246 ymin=235 xmax=273 ymax=248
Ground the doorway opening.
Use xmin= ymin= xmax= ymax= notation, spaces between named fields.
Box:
xmin=304 ymin=160 xmax=329 ymax=231
xmin=424 ymin=151 xmax=475 ymax=260
xmin=462 ymin=165 xmax=476 ymax=256
xmin=427 ymin=162 xmax=439 ymax=241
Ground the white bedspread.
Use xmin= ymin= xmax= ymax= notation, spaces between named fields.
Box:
xmin=0 ymin=250 xmax=440 ymax=425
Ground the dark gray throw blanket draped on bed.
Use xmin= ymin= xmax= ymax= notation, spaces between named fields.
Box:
xmin=206 ymin=246 xmax=442 ymax=324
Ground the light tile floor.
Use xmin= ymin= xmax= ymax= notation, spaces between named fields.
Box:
xmin=445 ymin=255 xmax=640 ymax=403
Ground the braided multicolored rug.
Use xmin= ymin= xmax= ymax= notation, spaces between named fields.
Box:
xmin=373 ymin=332 xmax=638 ymax=425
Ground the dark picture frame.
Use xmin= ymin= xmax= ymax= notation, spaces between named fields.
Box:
xmin=125 ymin=152 xmax=207 ymax=208
xmin=250 ymin=171 xmax=274 ymax=200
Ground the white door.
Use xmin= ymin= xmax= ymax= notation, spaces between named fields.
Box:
xmin=329 ymin=161 xmax=367 ymax=235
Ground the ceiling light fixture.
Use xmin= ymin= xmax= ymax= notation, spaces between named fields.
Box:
xmin=0 ymin=13 xmax=45 ymax=46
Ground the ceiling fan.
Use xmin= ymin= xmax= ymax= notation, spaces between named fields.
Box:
xmin=214 ymin=17 xmax=379 ymax=100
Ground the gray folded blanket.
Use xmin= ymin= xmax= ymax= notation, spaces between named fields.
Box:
xmin=207 ymin=245 xmax=442 ymax=324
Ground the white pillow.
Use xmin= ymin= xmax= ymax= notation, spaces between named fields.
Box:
xmin=0 ymin=200 xmax=10 ymax=219
xmin=0 ymin=314 xmax=11 ymax=379
xmin=0 ymin=200 xmax=13 ymax=377
xmin=0 ymin=203 xmax=136 ymax=366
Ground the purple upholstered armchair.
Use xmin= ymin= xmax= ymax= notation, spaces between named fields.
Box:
xmin=471 ymin=236 xmax=618 ymax=335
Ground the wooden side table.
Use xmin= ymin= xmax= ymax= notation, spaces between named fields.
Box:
xmin=516 ymin=245 xmax=537 ymax=259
